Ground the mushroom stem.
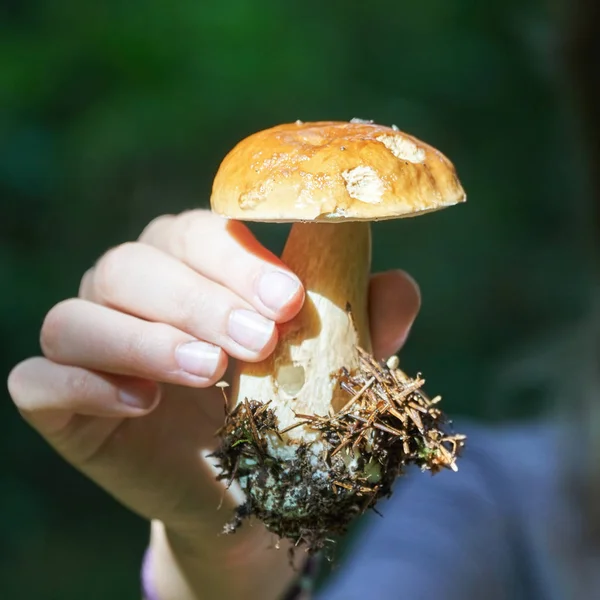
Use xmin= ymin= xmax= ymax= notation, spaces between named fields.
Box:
xmin=231 ymin=221 xmax=372 ymax=435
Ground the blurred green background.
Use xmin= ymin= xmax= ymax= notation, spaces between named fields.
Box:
xmin=1 ymin=0 xmax=596 ymax=597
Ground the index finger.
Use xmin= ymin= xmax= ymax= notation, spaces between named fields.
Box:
xmin=139 ymin=210 xmax=305 ymax=323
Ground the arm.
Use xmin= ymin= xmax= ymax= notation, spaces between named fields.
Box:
xmin=7 ymin=209 xmax=421 ymax=600
xmin=147 ymin=521 xmax=296 ymax=600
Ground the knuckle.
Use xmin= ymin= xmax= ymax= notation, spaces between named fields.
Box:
xmin=175 ymin=210 xmax=221 ymax=261
xmin=40 ymin=299 xmax=78 ymax=360
xmin=78 ymin=268 xmax=95 ymax=299
xmin=63 ymin=369 xmax=94 ymax=401
xmin=120 ymin=322 xmax=178 ymax=374
xmin=175 ymin=212 xmax=203 ymax=261
xmin=178 ymin=208 xmax=211 ymax=224
xmin=175 ymin=284 xmax=212 ymax=332
xmin=123 ymin=327 xmax=149 ymax=359
xmin=138 ymin=214 xmax=175 ymax=243
xmin=94 ymin=242 xmax=140 ymax=304
xmin=120 ymin=325 xmax=157 ymax=370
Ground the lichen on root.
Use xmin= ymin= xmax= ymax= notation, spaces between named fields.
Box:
xmin=211 ymin=347 xmax=465 ymax=553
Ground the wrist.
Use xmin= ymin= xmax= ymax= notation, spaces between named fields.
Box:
xmin=148 ymin=519 xmax=297 ymax=600
xmin=144 ymin=451 xmax=298 ymax=599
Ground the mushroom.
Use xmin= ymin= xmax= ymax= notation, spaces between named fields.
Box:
xmin=210 ymin=120 xmax=466 ymax=550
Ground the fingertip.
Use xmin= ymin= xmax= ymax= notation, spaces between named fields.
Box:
xmin=274 ymin=281 xmax=305 ymax=323
xmin=176 ymin=347 xmax=230 ymax=388
xmin=235 ymin=324 xmax=279 ymax=363
xmin=213 ymin=348 xmax=230 ymax=380
xmin=372 ymin=269 xmax=421 ymax=310
xmin=174 ymin=340 xmax=228 ymax=382
xmin=255 ymin=269 xmax=305 ymax=323
xmin=259 ymin=326 xmax=280 ymax=360
xmin=397 ymin=269 xmax=421 ymax=310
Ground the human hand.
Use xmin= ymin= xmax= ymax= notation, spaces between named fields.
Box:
xmin=7 ymin=209 xmax=421 ymax=595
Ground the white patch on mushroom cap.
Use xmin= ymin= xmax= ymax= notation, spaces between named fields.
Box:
xmin=342 ymin=166 xmax=384 ymax=204
xmin=378 ymin=134 xmax=426 ymax=163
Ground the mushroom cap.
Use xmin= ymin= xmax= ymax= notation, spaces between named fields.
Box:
xmin=210 ymin=120 xmax=466 ymax=222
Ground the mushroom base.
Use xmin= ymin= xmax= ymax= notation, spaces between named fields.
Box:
xmin=212 ymin=404 xmax=403 ymax=552
xmin=211 ymin=349 xmax=465 ymax=553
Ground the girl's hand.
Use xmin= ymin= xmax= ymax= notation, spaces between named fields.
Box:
xmin=7 ymin=209 xmax=421 ymax=598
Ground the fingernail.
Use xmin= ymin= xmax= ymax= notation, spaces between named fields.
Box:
xmin=119 ymin=382 xmax=158 ymax=410
xmin=228 ymin=309 xmax=275 ymax=352
xmin=257 ymin=271 xmax=301 ymax=312
xmin=175 ymin=341 xmax=221 ymax=378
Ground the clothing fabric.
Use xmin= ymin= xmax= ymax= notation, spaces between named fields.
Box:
xmin=315 ymin=421 xmax=600 ymax=600
xmin=142 ymin=548 xmax=160 ymax=600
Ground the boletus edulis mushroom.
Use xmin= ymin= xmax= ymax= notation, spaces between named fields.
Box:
xmin=210 ymin=119 xmax=467 ymax=552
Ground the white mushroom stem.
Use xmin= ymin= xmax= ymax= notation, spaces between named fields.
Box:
xmin=231 ymin=221 xmax=372 ymax=438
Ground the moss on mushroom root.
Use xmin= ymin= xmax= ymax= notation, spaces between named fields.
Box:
xmin=211 ymin=347 xmax=465 ymax=553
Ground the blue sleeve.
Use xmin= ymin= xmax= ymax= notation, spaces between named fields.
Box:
xmin=316 ymin=427 xmax=525 ymax=600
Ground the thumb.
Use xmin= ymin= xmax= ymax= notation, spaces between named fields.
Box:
xmin=368 ymin=270 xmax=421 ymax=360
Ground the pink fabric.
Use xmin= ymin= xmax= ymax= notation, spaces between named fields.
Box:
xmin=141 ymin=548 xmax=160 ymax=600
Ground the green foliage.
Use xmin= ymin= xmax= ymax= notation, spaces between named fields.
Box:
xmin=0 ymin=0 xmax=593 ymax=597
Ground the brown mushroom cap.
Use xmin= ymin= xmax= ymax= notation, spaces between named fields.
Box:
xmin=210 ymin=120 xmax=466 ymax=222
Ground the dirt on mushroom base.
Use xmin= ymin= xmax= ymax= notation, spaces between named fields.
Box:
xmin=211 ymin=347 xmax=466 ymax=554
